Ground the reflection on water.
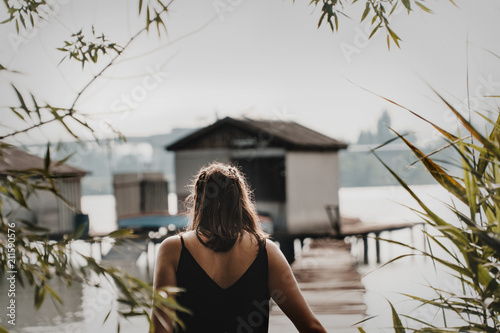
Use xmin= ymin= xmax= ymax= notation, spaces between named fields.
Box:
xmin=1 ymin=240 xmax=152 ymax=333
xmin=0 ymin=276 xmax=85 ymax=332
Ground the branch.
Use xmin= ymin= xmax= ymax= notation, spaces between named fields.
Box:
xmin=1 ymin=0 xmax=175 ymax=140
xmin=68 ymin=0 xmax=174 ymax=115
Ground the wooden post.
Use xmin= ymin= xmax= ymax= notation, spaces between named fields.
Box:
xmin=277 ymin=236 xmax=295 ymax=263
xmin=146 ymin=239 xmax=151 ymax=279
xmin=362 ymin=235 xmax=368 ymax=265
xmin=375 ymin=232 xmax=381 ymax=264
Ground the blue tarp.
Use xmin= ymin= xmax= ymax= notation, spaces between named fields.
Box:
xmin=118 ymin=215 xmax=189 ymax=229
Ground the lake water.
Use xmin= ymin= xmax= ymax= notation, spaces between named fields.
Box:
xmin=1 ymin=184 xmax=465 ymax=332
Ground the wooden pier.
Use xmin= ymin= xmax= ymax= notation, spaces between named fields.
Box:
xmin=276 ymin=217 xmax=423 ymax=264
xmin=270 ymin=238 xmax=366 ymax=332
xmin=340 ymin=218 xmax=423 ymax=264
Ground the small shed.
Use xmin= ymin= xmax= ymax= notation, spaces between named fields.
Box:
xmin=0 ymin=147 xmax=87 ymax=234
xmin=112 ymin=172 xmax=191 ymax=230
xmin=166 ymin=117 xmax=348 ymax=236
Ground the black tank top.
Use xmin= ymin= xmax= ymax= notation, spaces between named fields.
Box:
xmin=175 ymin=236 xmax=270 ymax=332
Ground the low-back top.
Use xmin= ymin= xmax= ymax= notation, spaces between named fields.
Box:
xmin=175 ymin=235 xmax=270 ymax=332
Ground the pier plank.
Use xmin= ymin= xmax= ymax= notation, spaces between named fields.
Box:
xmin=270 ymin=238 xmax=365 ymax=332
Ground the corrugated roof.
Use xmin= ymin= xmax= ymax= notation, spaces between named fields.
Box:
xmin=166 ymin=117 xmax=348 ymax=151
xmin=0 ymin=147 xmax=87 ymax=176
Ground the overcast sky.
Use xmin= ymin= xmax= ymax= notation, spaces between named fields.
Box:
xmin=1 ymin=0 xmax=500 ymax=146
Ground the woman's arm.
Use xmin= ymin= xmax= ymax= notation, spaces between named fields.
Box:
xmin=150 ymin=236 xmax=181 ymax=333
xmin=267 ymin=240 xmax=327 ymax=333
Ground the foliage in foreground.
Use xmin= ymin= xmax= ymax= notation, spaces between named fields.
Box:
xmin=361 ymin=93 xmax=500 ymax=332
xmin=311 ymin=0 xmax=456 ymax=48
xmin=0 ymin=145 xmax=190 ymax=332
xmin=0 ymin=1 xmax=188 ymax=332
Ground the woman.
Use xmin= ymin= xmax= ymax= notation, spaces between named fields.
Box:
xmin=151 ymin=162 xmax=326 ymax=332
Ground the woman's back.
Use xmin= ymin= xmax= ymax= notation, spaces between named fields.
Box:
xmin=175 ymin=231 xmax=270 ymax=332
xmin=151 ymin=163 xmax=326 ymax=333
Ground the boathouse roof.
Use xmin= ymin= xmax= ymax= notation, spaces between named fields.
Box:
xmin=0 ymin=146 xmax=87 ymax=177
xmin=166 ymin=117 xmax=348 ymax=151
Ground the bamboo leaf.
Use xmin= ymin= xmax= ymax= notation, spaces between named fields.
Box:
xmin=415 ymin=1 xmax=433 ymax=13
xmin=387 ymin=26 xmax=401 ymax=48
xmin=388 ymin=300 xmax=406 ymax=333
xmin=12 ymin=85 xmax=29 ymax=116
xmin=108 ymin=229 xmax=135 ymax=238
xmin=45 ymin=284 xmax=63 ymax=305
xmin=30 ymin=93 xmax=41 ymax=122
xmin=353 ymin=315 xmax=378 ymax=326
xmin=477 ymin=113 xmax=500 ymax=177
xmin=10 ymin=107 xmax=25 ymax=120
xmin=391 ymin=129 xmax=468 ymax=204
xmin=34 ymin=284 xmax=46 ymax=309
xmin=401 ymin=0 xmax=411 ymax=12
xmin=433 ymin=90 xmax=500 ymax=159
xmin=55 ymin=153 xmax=75 ymax=167
xmin=49 ymin=108 xmax=78 ymax=139
xmin=400 ymin=314 xmax=436 ymax=328
xmin=44 ymin=143 xmax=51 ymax=173
xmin=361 ymin=2 xmax=370 ymax=22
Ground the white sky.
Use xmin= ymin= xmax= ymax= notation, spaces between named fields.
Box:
xmin=1 ymin=0 xmax=500 ymax=146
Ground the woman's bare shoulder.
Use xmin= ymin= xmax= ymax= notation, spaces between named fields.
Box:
xmin=265 ymin=239 xmax=285 ymax=262
xmin=157 ymin=234 xmax=183 ymax=261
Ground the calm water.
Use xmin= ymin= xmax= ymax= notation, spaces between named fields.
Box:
xmin=1 ymin=185 xmax=464 ymax=332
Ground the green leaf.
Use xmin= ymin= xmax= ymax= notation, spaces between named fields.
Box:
xmin=44 ymin=143 xmax=51 ymax=173
xmin=30 ymin=93 xmax=41 ymax=122
xmin=10 ymin=107 xmax=25 ymax=120
xmin=389 ymin=2 xmax=398 ymax=16
xmin=12 ymin=85 xmax=28 ymax=114
xmin=387 ymin=26 xmax=401 ymax=48
xmin=353 ymin=315 xmax=378 ymax=327
xmin=369 ymin=23 xmax=381 ymax=39
xmin=392 ymin=129 xmax=468 ymax=204
xmin=388 ymin=300 xmax=406 ymax=333
xmin=34 ymin=284 xmax=46 ymax=309
xmin=415 ymin=1 xmax=433 ymax=13
xmin=401 ymin=0 xmax=411 ymax=12
xmin=103 ymin=309 xmax=112 ymax=323
xmin=9 ymin=183 xmax=27 ymax=208
xmin=318 ymin=11 xmax=326 ymax=28
xmin=49 ymin=108 xmax=78 ymax=139
xmin=19 ymin=13 xmax=25 ymax=28
xmin=108 ymin=229 xmax=135 ymax=238
xmin=45 ymin=284 xmax=63 ymax=305
xmin=361 ymin=2 xmax=370 ymax=22
xmin=433 ymin=90 xmax=500 ymax=159
xmin=55 ymin=153 xmax=75 ymax=167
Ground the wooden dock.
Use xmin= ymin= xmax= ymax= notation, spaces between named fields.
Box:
xmin=270 ymin=238 xmax=366 ymax=333
xmin=340 ymin=218 xmax=423 ymax=264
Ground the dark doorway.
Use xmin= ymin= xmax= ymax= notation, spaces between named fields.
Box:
xmin=232 ymin=157 xmax=286 ymax=202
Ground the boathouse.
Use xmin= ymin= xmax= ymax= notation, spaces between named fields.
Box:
xmin=0 ymin=147 xmax=88 ymax=234
xmin=166 ymin=117 xmax=348 ymax=236
xmin=113 ymin=172 xmax=186 ymax=230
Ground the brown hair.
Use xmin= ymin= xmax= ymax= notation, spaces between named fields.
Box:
xmin=185 ymin=162 xmax=268 ymax=252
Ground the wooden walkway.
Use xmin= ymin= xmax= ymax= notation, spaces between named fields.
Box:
xmin=269 ymin=238 xmax=366 ymax=332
